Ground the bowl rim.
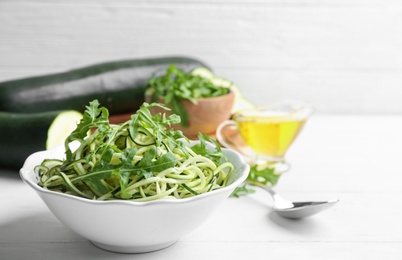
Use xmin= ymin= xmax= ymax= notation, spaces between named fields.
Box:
xmin=19 ymin=140 xmax=249 ymax=207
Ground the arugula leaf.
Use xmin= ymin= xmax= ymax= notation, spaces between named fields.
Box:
xmin=70 ymin=155 xmax=114 ymax=198
xmin=133 ymin=146 xmax=158 ymax=178
xmin=231 ymin=164 xmax=281 ymax=198
xmin=130 ymin=148 xmax=178 ymax=180
xmin=65 ymin=100 xmax=109 ymax=161
xmin=248 ymin=164 xmax=280 ymax=186
xmin=53 ymin=100 xmax=232 ymax=200
xmin=190 ymin=133 xmax=227 ymax=165
xmin=129 ymin=102 xmax=188 ymax=154
xmin=230 ymin=185 xmax=255 ymax=198
xmin=153 ymin=152 xmax=177 ymax=172
xmin=116 ymin=148 xmax=137 ymax=199
xmin=147 ymin=64 xmax=230 ymax=127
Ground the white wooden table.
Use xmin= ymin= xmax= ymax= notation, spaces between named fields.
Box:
xmin=1 ymin=115 xmax=401 ymax=259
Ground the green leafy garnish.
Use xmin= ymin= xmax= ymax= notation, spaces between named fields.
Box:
xmin=230 ymin=185 xmax=255 ymax=198
xmin=248 ymin=164 xmax=280 ymax=186
xmin=64 ymin=99 xmax=109 ymax=161
xmin=146 ymin=65 xmax=230 ymax=127
xmin=231 ymin=164 xmax=281 ymax=198
xmin=191 ymin=133 xmax=228 ymax=165
xmin=36 ymin=100 xmax=234 ymax=201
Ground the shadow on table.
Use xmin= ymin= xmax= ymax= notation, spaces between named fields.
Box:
xmin=0 ymin=212 xmax=178 ymax=260
xmin=267 ymin=211 xmax=326 ymax=236
xmin=241 ymin=189 xmax=329 ymax=235
xmin=0 ymin=167 xmax=22 ymax=181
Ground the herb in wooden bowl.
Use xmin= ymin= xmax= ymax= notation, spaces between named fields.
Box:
xmin=145 ymin=65 xmax=234 ymax=139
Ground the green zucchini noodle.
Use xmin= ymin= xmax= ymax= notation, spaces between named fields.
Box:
xmin=35 ymin=102 xmax=234 ymax=202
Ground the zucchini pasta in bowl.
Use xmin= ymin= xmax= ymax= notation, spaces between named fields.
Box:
xmin=19 ymin=101 xmax=249 ymax=253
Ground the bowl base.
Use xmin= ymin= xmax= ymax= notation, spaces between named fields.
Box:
xmin=90 ymin=240 xmax=177 ymax=254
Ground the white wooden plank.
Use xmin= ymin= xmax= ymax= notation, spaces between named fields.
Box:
xmin=1 ymin=1 xmax=402 ymax=113
xmin=1 ymin=189 xmax=401 ymax=259
xmin=1 ymin=115 xmax=402 ymax=259
xmin=3 ymin=0 xmax=402 ymax=5
xmin=1 ymin=241 xmax=401 ymax=260
xmin=0 ymin=1 xmax=401 ymax=69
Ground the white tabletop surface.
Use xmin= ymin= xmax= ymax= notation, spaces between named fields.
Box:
xmin=1 ymin=114 xmax=401 ymax=260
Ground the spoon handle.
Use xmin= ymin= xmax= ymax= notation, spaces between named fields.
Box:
xmin=245 ymin=180 xmax=294 ymax=209
xmin=246 ymin=180 xmax=275 ymax=196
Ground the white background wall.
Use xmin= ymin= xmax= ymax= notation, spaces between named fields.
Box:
xmin=1 ymin=0 xmax=402 ymax=114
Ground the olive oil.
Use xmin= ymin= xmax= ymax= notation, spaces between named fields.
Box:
xmin=236 ymin=115 xmax=306 ymax=159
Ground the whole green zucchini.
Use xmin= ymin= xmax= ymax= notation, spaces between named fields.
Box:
xmin=0 ymin=56 xmax=210 ymax=114
xmin=0 ymin=110 xmax=82 ymax=169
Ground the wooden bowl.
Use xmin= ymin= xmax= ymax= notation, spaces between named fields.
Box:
xmin=146 ymin=91 xmax=235 ymax=139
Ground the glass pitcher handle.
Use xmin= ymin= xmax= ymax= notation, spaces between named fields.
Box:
xmin=216 ymin=120 xmax=256 ymax=163
xmin=216 ymin=120 xmax=237 ymax=149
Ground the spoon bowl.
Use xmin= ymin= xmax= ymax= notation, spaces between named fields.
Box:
xmin=247 ymin=181 xmax=339 ymax=219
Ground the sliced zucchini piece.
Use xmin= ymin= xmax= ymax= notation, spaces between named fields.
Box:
xmin=191 ymin=67 xmax=215 ymax=79
xmin=230 ymin=84 xmax=256 ymax=114
xmin=209 ymin=77 xmax=233 ymax=88
xmin=46 ymin=111 xmax=83 ymax=150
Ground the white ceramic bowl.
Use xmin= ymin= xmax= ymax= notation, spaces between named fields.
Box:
xmin=20 ymin=141 xmax=249 ymax=253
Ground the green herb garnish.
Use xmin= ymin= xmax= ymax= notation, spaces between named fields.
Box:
xmin=231 ymin=164 xmax=281 ymax=198
xmin=36 ymin=100 xmax=234 ymax=201
xmin=146 ymin=65 xmax=230 ymax=127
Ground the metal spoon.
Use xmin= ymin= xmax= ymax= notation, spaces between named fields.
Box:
xmin=247 ymin=181 xmax=339 ymax=219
